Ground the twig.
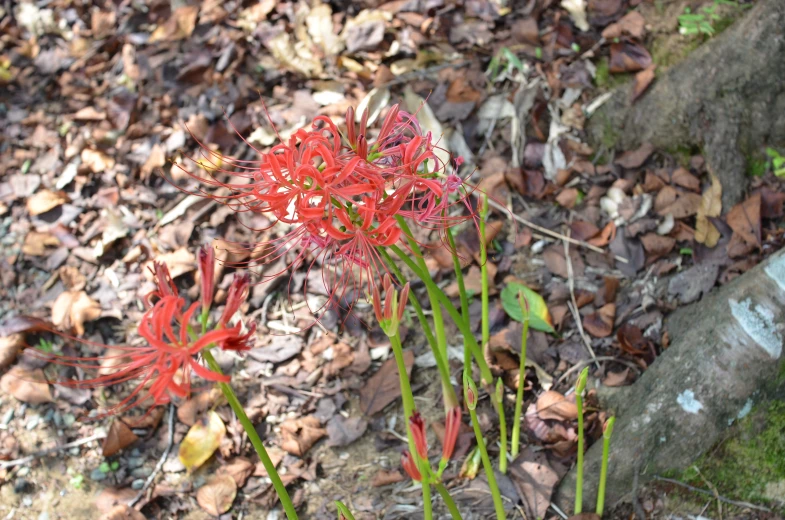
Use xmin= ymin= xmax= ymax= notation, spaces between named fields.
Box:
xmin=563 ymin=236 xmax=599 ymax=368
xmin=555 ymin=356 xmax=635 ymax=386
xmin=652 ymin=476 xmax=771 ymax=512
xmin=479 ymin=194 xmax=629 ymax=263
xmin=0 ymin=433 xmax=107 ymax=469
xmin=129 ymin=403 xmax=175 ymax=507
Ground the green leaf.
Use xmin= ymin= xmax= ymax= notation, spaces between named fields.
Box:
xmin=774 ymin=167 xmax=785 ymax=179
xmin=766 ymin=147 xmax=781 ymax=159
xmin=98 ymin=462 xmax=110 ymax=473
xmin=501 ymin=282 xmax=555 ymax=334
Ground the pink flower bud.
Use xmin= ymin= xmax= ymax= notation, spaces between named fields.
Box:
xmin=409 ymin=412 xmax=428 ymax=460
xmin=401 ymin=450 xmax=422 ymax=482
xmin=372 ymin=286 xmax=383 ymax=323
xmin=442 ymin=406 xmax=461 ymax=462
xmin=198 ymin=245 xmax=215 ymax=313
xmin=219 ymin=272 xmax=250 ymax=326
xmin=398 ymin=283 xmax=410 ymax=321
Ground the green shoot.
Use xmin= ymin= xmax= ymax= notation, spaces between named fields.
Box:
xmin=596 ymin=417 xmax=616 ymax=517
xmin=511 ymin=292 xmax=530 ymax=458
xmin=574 ymin=367 xmax=589 ymax=514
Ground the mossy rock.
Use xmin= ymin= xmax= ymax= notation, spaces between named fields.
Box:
xmin=681 ymin=399 xmax=785 ymax=508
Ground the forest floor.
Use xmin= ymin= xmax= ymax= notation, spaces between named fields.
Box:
xmin=1 ymin=0 xmax=783 ymax=519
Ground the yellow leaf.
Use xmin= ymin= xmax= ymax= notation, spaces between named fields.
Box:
xmin=179 ymin=410 xmax=226 ymax=472
xmin=695 ymin=172 xmax=722 ymax=247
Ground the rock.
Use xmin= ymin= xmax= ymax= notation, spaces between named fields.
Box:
xmin=90 ymin=468 xmax=108 ymax=481
xmin=555 ymin=247 xmax=785 ymax=511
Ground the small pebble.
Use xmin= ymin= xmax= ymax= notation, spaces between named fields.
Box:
xmin=130 ymin=467 xmax=152 ymax=479
xmin=68 ymin=447 xmax=80 ymax=456
xmin=38 ymin=512 xmax=50 ymax=520
xmin=131 ymin=479 xmax=145 ymax=490
xmin=1 ymin=408 xmax=13 ymax=426
xmin=90 ymin=468 xmax=107 ymax=481
xmin=43 ymin=409 xmax=54 ymax=422
xmin=14 ymin=478 xmax=30 ymax=494
xmin=126 ymin=456 xmax=144 ymax=469
xmin=23 ymin=496 xmax=33 ymax=507
xmin=53 ymin=412 xmax=63 ymax=428
xmin=17 ymin=467 xmax=30 ymax=477
xmin=62 ymin=414 xmax=76 ymax=428
xmin=25 ymin=416 xmax=39 ymax=430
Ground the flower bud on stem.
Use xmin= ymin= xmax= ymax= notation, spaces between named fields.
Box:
xmin=463 ymin=372 xmax=506 ymax=519
xmin=575 ymin=366 xmax=589 ymax=514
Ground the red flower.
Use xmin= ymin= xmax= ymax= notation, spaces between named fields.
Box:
xmin=198 ymin=245 xmax=216 ymax=313
xmin=442 ymin=406 xmax=462 ymax=462
xmin=39 ymin=296 xmax=250 ymax=416
xmin=401 ymin=450 xmax=422 ymax=482
xmin=219 ymin=272 xmax=250 ymax=327
xmin=409 ymin=412 xmax=428 ymax=460
xmin=146 ymin=261 xmax=178 ymax=305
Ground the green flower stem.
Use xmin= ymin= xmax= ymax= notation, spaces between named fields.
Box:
xmin=335 ymin=501 xmax=356 ymax=520
xmin=388 ymin=245 xmax=493 ymax=385
xmin=575 ymin=367 xmax=589 ymax=515
xmin=479 ymin=195 xmax=490 ymax=359
xmin=596 ymin=417 xmax=616 ymax=517
xmin=201 ymin=349 xmax=298 ymax=520
xmin=395 ymin=218 xmax=456 ymax=411
xmin=511 ymin=295 xmax=529 ymax=458
xmin=435 ymin=483 xmax=464 ymax=520
xmin=469 ymin=407 xmax=506 ymax=519
xmin=389 ymin=332 xmax=418 ymax=457
xmin=445 ymin=228 xmax=471 ymax=368
xmin=422 ymin=477 xmax=434 ymax=520
xmin=496 ymin=379 xmax=508 ymax=474
xmin=380 ymin=248 xmax=456 ymax=410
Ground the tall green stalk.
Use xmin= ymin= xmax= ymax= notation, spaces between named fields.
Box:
xmin=574 ymin=367 xmax=589 ymax=514
xmin=435 ymin=483 xmax=464 ymax=520
xmin=464 ymin=373 xmax=506 ymax=520
xmin=202 ymin=350 xmax=298 ymax=520
xmin=511 ymin=292 xmax=529 ymax=458
xmin=496 ymin=379 xmax=508 ymax=474
xmin=596 ymin=416 xmax=616 ymax=517
xmin=388 ymin=245 xmax=493 ymax=384
xmin=390 ymin=332 xmax=417 ymax=458
xmin=395 ymin=218 xmax=457 ymax=410
xmin=445 ymin=228 xmax=471 ymax=368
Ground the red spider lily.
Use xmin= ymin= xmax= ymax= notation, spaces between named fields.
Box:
xmin=401 ymin=450 xmax=422 ymax=482
xmin=35 ymin=296 xmax=247 ymax=417
xmin=441 ymin=406 xmax=462 ymax=462
xmin=146 ymin=261 xmax=178 ymax=305
xmin=409 ymin=412 xmax=428 ymax=460
xmin=173 ymin=103 xmax=482 ymax=318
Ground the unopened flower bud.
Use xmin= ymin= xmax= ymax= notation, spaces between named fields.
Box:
xmin=603 ymin=416 xmax=616 ymax=439
xmin=372 ymin=286 xmax=383 ymax=322
xmin=463 ymin=372 xmax=478 ymax=411
xmin=576 ymin=366 xmax=589 ymax=395
xmin=442 ymin=406 xmax=461 ymax=462
xmin=409 ymin=412 xmax=428 ymax=459
xmin=198 ymin=245 xmax=215 ymax=313
xmin=401 ymin=450 xmax=422 ymax=482
xmin=398 ymin=283 xmax=410 ymax=321
xmin=219 ymin=272 xmax=250 ymax=326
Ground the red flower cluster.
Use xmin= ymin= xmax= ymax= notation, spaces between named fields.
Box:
xmin=179 ymin=104 xmax=476 ymax=312
xmin=38 ymin=246 xmax=255 ymax=416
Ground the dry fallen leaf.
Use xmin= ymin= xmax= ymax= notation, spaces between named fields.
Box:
xmin=0 ymin=334 xmax=24 ymax=369
xmin=51 ymin=290 xmax=102 ymax=336
xmin=509 ymin=447 xmax=560 ymax=520
xmin=280 ymin=416 xmax=327 ymax=456
xmin=141 ymin=144 xmax=166 ymax=179
xmin=536 ymin=391 xmax=578 ymax=421
xmin=22 ymin=231 xmax=60 ymax=256
xmin=632 ymin=65 xmax=656 ymax=102
xmin=81 ymin=148 xmax=116 ymax=173
xmin=0 ymin=366 xmax=53 ymax=404
xmin=326 ymin=415 xmax=368 ymax=447
xmin=179 ymin=410 xmax=226 ymax=472
xmin=144 ymin=248 xmax=196 ymax=281
xmin=360 ymin=350 xmax=414 ymax=415
xmin=655 ymin=186 xmax=702 ymax=219
xmin=583 ymin=303 xmax=616 ymax=338
xmin=177 ymin=388 xmax=222 ymax=426
xmin=217 ymin=457 xmax=255 ymax=488
xmin=609 ymin=41 xmax=652 ymax=73
xmin=196 ymin=474 xmax=237 ymax=516
xmin=59 ymin=265 xmax=87 ymax=291
xmin=726 ymin=193 xmax=761 ymax=248
xmin=102 ymin=419 xmax=139 ymax=457
xmin=26 ymin=189 xmax=68 ymax=216
xmin=99 ymin=505 xmax=146 ymax=520
xmin=95 ymin=488 xmax=138 ymax=514
xmin=149 ymin=5 xmax=200 ymax=42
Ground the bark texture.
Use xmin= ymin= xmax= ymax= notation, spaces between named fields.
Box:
xmin=554 ymin=247 xmax=785 ymax=511
xmin=587 ymin=0 xmax=785 ymax=209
